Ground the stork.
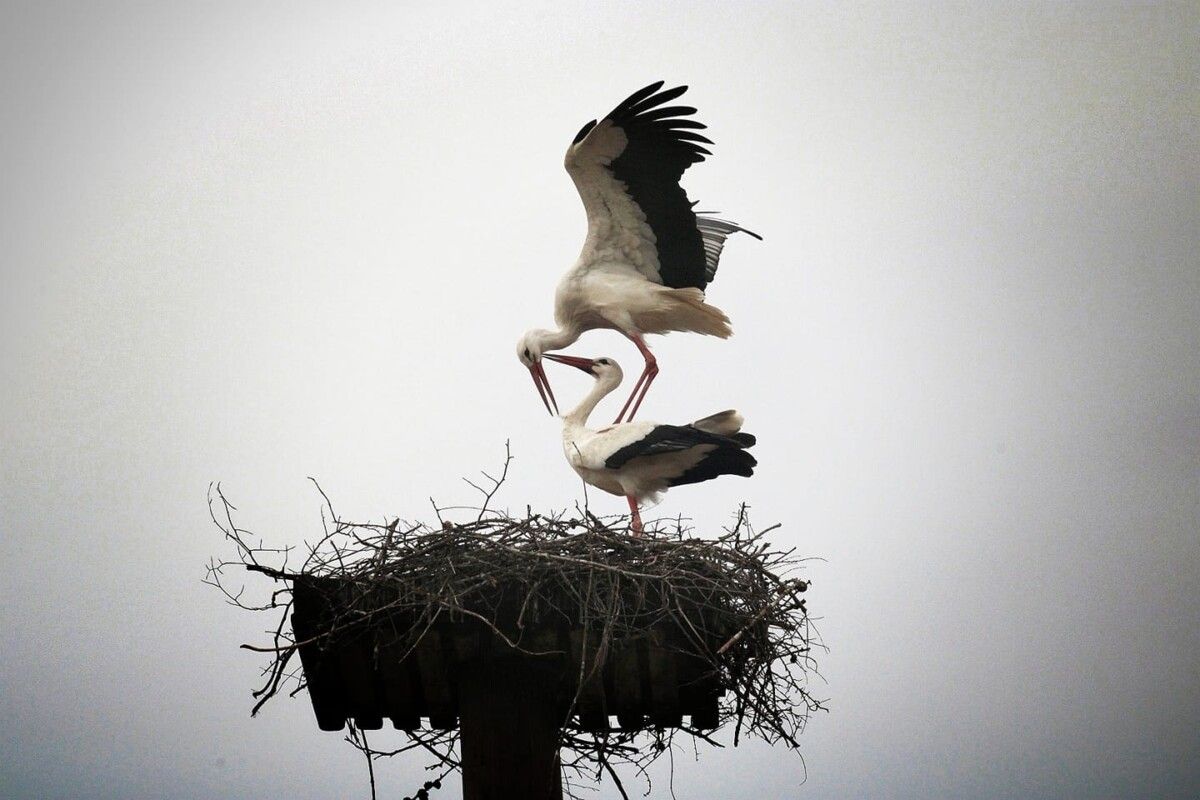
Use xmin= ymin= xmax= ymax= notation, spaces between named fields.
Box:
xmin=544 ymin=353 xmax=756 ymax=536
xmin=518 ymin=81 xmax=761 ymax=424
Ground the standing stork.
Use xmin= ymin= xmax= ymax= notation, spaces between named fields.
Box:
xmin=518 ymin=81 xmax=761 ymax=424
xmin=544 ymin=353 xmax=756 ymax=536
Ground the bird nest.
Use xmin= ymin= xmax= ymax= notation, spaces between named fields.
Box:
xmin=206 ymin=454 xmax=824 ymax=799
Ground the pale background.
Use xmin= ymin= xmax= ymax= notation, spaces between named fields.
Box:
xmin=2 ymin=2 xmax=1197 ymax=798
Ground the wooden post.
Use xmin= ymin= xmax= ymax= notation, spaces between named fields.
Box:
xmin=457 ymin=658 xmax=563 ymax=800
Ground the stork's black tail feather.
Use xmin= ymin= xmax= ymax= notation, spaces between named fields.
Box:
xmin=667 ymin=430 xmax=757 ymax=488
xmin=728 ymin=432 xmax=756 ymax=448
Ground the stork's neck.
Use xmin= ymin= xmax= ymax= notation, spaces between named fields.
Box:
xmin=563 ymin=373 xmax=621 ymax=428
xmin=541 ymin=325 xmax=582 ymax=353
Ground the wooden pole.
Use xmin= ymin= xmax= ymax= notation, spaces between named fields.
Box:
xmin=458 ymin=658 xmax=563 ymax=800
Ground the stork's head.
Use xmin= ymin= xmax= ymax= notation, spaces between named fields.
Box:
xmin=516 ymin=329 xmax=558 ymax=415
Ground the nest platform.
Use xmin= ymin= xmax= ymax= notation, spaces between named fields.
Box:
xmin=208 ymin=488 xmax=821 ymax=800
xmin=292 ymin=573 xmax=726 ymax=733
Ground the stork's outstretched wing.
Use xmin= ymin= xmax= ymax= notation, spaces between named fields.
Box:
xmin=564 ymin=82 xmax=758 ymax=290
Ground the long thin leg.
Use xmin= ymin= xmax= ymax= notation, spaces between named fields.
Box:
xmin=626 ymin=495 xmax=643 ymax=537
xmin=613 ymin=333 xmax=659 ymax=424
xmin=613 ymin=366 xmax=649 ymax=424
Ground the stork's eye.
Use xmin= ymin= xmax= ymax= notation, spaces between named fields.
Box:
xmin=524 ymin=348 xmax=532 ymax=360
xmin=597 ymin=358 xmax=609 ymax=365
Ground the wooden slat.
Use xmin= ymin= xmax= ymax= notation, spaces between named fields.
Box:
xmin=647 ymin=627 xmax=681 ymax=727
xmin=612 ymin=640 xmax=644 ymax=731
xmin=690 ymin=691 xmax=720 ymax=730
xmin=569 ymin=629 xmax=608 ymax=731
xmin=377 ymin=628 xmax=421 ymax=731
xmin=292 ymin=612 xmax=348 ymax=731
xmin=415 ymin=629 xmax=457 ymax=729
xmin=336 ymin=630 xmax=382 ymax=730
xmin=291 ymin=578 xmax=351 ymax=732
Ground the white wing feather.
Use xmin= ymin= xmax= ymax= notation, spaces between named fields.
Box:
xmin=565 ymin=420 xmax=659 ymax=472
xmin=564 ymin=121 xmax=663 ymax=284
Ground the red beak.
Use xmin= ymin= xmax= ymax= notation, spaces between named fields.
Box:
xmin=528 ymin=361 xmax=558 ymax=415
xmin=544 ymin=353 xmax=596 ymax=374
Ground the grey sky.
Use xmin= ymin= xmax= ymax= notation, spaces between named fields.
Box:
xmin=1 ymin=2 xmax=1197 ymax=798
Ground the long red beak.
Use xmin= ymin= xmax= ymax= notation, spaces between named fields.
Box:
xmin=528 ymin=361 xmax=558 ymax=415
xmin=544 ymin=353 xmax=596 ymax=374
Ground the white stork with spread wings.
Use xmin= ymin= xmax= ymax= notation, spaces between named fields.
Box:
xmin=518 ymin=81 xmax=760 ymax=423
xmin=544 ymin=353 xmax=757 ymax=536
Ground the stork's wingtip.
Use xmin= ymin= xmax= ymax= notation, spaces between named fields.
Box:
xmin=572 ymin=119 xmax=598 ymax=145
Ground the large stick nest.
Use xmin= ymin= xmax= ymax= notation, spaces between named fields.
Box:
xmin=206 ymin=453 xmax=825 ymax=799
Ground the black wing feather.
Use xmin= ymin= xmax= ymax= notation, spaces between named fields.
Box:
xmin=573 ymin=82 xmax=759 ymax=289
xmin=604 ymin=423 xmax=756 ymax=474
xmin=572 ymin=119 xmax=598 ymax=145
xmin=668 ymin=446 xmax=757 ymax=488
xmin=673 ymin=131 xmax=715 ymax=145
xmin=637 ymin=105 xmax=699 ymax=122
xmin=626 ymin=83 xmax=688 ymax=113
xmin=605 ymin=425 xmax=702 ymax=469
xmin=602 ymin=83 xmax=713 ymax=289
xmin=612 ymin=81 xmax=665 ymax=114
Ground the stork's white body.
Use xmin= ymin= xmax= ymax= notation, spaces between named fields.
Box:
xmin=564 ymin=418 xmax=725 ymax=504
xmin=564 ymin=419 xmax=670 ymax=501
xmin=518 ymin=82 xmax=759 ymax=423
xmin=549 ymin=355 xmax=756 ymax=534
xmin=552 ymin=267 xmax=729 ymax=344
xmin=553 ymin=113 xmax=734 ymax=341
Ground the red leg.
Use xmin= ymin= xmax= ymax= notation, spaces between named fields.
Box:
xmin=613 ymin=334 xmax=659 ymax=424
xmin=626 ymin=495 xmax=643 ymax=537
xmin=613 ymin=366 xmax=649 ymax=424
xmin=625 ymin=358 xmax=658 ymax=421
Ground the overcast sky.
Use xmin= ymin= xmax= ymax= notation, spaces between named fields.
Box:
xmin=1 ymin=2 xmax=1197 ymax=798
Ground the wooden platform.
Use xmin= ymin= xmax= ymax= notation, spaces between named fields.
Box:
xmin=290 ymin=575 xmax=724 ymax=733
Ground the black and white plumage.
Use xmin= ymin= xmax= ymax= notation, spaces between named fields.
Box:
xmin=544 ymin=353 xmax=756 ymax=536
xmin=518 ymin=81 xmax=761 ymax=424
